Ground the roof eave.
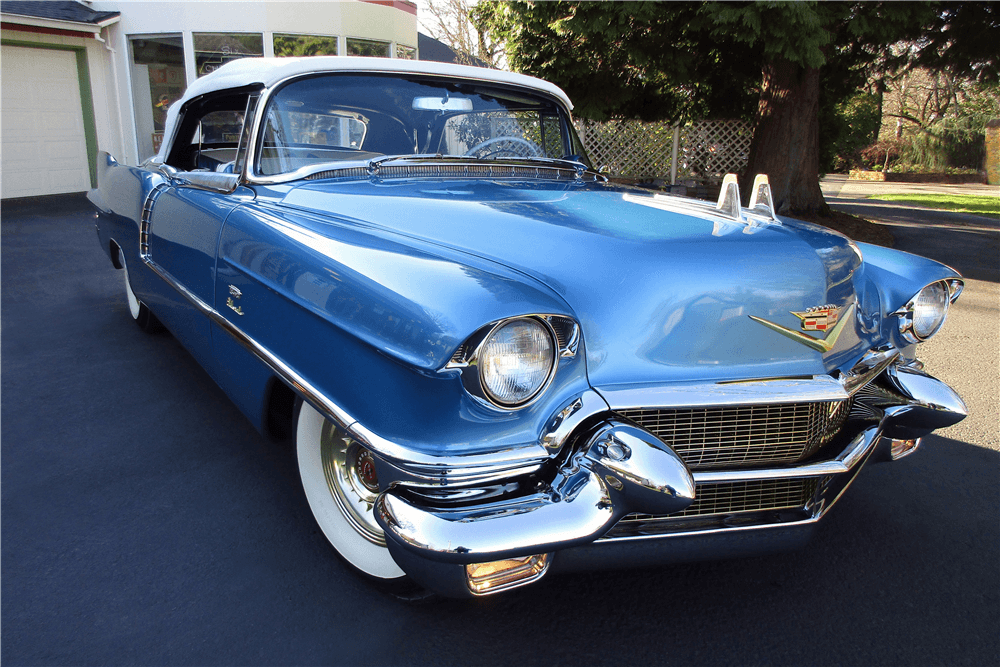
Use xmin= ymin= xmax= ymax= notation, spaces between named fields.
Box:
xmin=0 ymin=12 xmax=120 ymax=35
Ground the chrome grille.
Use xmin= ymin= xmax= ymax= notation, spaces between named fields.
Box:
xmin=616 ymin=400 xmax=851 ymax=470
xmin=618 ymin=477 xmax=822 ymax=523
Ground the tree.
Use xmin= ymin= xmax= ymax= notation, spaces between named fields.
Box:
xmin=422 ymin=0 xmax=503 ymax=68
xmin=475 ymin=2 xmax=995 ymax=216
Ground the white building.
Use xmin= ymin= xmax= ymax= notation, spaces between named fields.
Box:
xmin=1 ymin=0 xmax=421 ymax=198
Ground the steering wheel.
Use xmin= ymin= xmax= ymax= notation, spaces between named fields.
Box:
xmin=464 ymin=136 xmax=543 ymax=158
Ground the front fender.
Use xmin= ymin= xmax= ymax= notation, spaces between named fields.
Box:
xmin=214 ymin=202 xmax=595 ymax=462
xmin=857 ymin=242 xmax=962 ymax=315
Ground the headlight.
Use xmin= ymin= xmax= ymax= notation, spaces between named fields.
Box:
xmin=899 ymin=280 xmax=952 ymax=342
xmin=479 ymin=318 xmax=556 ymax=407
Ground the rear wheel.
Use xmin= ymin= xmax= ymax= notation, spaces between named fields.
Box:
xmin=119 ymin=249 xmax=161 ymax=332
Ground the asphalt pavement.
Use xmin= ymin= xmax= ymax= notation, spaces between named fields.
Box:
xmin=821 ymin=175 xmax=999 ymax=282
xmin=2 ymin=191 xmax=998 ymax=666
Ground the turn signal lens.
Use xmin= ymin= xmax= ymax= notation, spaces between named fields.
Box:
xmin=479 ymin=318 xmax=555 ymax=406
xmin=890 ymin=438 xmax=921 ymax=460
xmin=466 ymin=554 xmax=550 ymax=595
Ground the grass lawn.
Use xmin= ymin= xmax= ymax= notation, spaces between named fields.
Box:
xmin=868 ymin=193 xmax=1000 ymax=219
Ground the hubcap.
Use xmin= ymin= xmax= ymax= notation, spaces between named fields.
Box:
xmin=319 ymin=419 xmax=385 ymax=545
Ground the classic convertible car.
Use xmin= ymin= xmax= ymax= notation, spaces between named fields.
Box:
xmin=89 ymin=57 xmax=967 ymax=598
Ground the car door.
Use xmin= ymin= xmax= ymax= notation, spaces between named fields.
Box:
xmin=140 ymin=92 xmax=258 ymax=372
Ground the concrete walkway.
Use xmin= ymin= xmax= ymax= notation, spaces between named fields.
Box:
xmin=821 ymin=173 xmax=999 ymax=199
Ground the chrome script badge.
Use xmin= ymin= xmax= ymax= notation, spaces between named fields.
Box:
xmin=749 ymin=303 xmax=854 ymax=353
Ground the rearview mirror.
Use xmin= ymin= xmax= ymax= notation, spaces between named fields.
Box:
xmin=412 ymin=96 xmax=474 ymax=112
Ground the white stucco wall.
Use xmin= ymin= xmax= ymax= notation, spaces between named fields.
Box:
xmin=90 ymin=0 xmax=418 ymax=164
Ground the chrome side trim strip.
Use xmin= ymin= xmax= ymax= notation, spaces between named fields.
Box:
xmin=692 ymin=426 xmax=879 ymax=483
xmin=142 ymin=257 xmax=554 ymax=475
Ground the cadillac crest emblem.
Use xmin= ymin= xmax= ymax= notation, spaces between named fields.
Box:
xmin=749 ymin=302 xmax=854 ymax=353
xmin=792 ymin=304 xmax=839 ymax=331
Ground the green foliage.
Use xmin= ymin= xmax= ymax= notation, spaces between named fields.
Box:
xmin=473 ymin=1 xmax=760 ymax=122
xmin=912 ymin=3 xmax=1000 ymax=84
xmin=272 ymin=34 xmax=340 ymax=57
xmin=820 ymin=92 xmax=881 ymax=171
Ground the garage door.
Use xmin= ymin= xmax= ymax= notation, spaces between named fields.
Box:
xmin=1 ymin=46 xmax=91 ymax=199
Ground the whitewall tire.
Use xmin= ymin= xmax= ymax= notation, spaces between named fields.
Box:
xmin=119 ymin=248 xmax=161 ymax=332
xmin=295 ymin=400 xmax=405 ymax=580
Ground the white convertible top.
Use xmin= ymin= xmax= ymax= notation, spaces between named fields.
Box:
xmin=156 ymin=56 xmax=573 ymax=161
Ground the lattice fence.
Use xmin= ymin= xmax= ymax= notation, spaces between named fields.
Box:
xmin=575 ymin=119 xmax=753 ymax=182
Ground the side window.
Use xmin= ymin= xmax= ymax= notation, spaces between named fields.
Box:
xmin=190 ymin=111 xmax=244 ymax=171
xmin=165 ymin=92 xmax=255 ymax=173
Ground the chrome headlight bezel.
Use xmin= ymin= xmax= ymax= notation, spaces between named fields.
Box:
xmin=447 ymin=315 xmax=579 ymax=410
xmin=895 ymin=279 xmax=963 ymax=343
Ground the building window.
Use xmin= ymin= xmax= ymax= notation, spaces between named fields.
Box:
xmin=193 ymin=33 xmax=264 ymax=77
xmin=396 ymin=44 xmax=417 ymax=60
xmin=346 ymin=37 xmax=391 ymax=58
xmin=273 ymin=33 xmax=340 ymax=57
xmin=129 ymin=34 xmax=187 ymax=159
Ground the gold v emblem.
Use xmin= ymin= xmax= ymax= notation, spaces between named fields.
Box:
xmin=749 ymin=303 xmax=855 ymax=353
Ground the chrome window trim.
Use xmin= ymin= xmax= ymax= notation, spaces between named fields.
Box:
xmin=242 ymin=70 xmax=578 ymax=187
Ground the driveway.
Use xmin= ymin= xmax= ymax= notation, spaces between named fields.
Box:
xmin=821 ymin=175 xmax=999 ymax=282
xmin=2 ymin=193 xmax=997 ymax=666
xmin=820 ymin=176 xmax=999 ymax=455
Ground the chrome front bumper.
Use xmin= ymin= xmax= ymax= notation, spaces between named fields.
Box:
xmin=374 ymin=365 xmax=966 ymax=597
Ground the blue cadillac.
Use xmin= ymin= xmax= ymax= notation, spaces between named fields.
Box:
xmin=89 ymin=57 xmax=967 ymax=598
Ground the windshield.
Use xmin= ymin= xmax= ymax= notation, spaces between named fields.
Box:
xmin=256 ymin=73 xmax=586 ymax=176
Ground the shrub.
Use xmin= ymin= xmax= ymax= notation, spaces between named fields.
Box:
xmin=860 ymin=140 xmax=906 ymax=170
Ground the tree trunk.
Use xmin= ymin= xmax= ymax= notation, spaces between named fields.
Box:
xmin=741 ymin=56 xmax=829 ymax=216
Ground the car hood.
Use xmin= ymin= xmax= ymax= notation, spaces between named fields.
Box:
xmin=276 ymin=178 xmax=874 ymax=388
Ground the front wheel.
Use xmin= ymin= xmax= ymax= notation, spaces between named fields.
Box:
xmin=295 ymin=400 xmax=406 ymax=580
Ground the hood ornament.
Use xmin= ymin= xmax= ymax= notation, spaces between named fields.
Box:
xmin=750 ymin=303 xmax=855 ymax=353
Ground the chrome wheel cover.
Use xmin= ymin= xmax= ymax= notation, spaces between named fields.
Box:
xmin=320 ymin=419 xmax=385 ymax=546
xmin=296 ymin=402 xmax=404 ymax=579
